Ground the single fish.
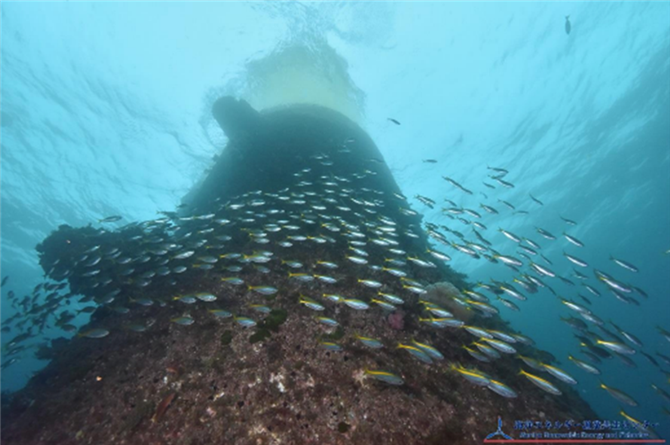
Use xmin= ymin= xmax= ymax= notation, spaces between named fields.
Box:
xmin=473 ymin=342 xmax=500 ymax=359
xmin=487 ymin=379 xmax=518 ymax=398
xmin=320 ymin=341 xmax=342 ymax=351
xmin=542 ymin=363 xmax=578 ymax=385
xmin=355 ymin=334 xmax=384 ymax=349
xmin=651 ymin=383 xmax=670 ymax=403
xmin=482 ymin=338 xmax=516 ymax=354
xmin=462 ymin=290 xmax=489 ymax=303
xmin=463 ymin=345 xmax=490 ymax=362
xmin=497 ymin=297 xmax=520 ymax=311
xmin=234 ymin=316 xmax=257 ymax=328
xmin=610 ymin=255 xmax=639 ymax=272
xmin=487 ymin=166 xmax=508 ymax=174
xmin=195 ymin=293 xmax=217 ymax=302
xmin=450 ymin=364 xmax=490 ymax=386
xmin=299 ymin=296 xmax=325 ymax=311
xmin=420 ymin=316 xmax=464 ymax=329
xmin=499 ymin=228 xmax=522 ymax=243
xmin=98 ymin=215 xmax=122 ymax=223
xmin=281 ymin=260 xmax=303 ymax=269
xmin=364 ymin=369 xmax=404 ymax=385
xmin=316 ymin=317 xmax=339 ymax=327
xmin=415 ymin=195 xmax=436 ymax=208
xmin=620 ymin=411 xmax=660 ymax=438
xmin=657 ymin=326 xmax=670 ymax=344
xmin=209 ymin=309 xmax=233 ymax=318
xmin=442 ymin=176 xmax=473 ymax=195
xmin=314 ymin=275 xmax=338 ymax=284
xmin=171 ymin=316 xmax=195 ymax=326
xmin=248 ymin=285 xmax=278 ymax=295
xmin=173 ymin=250 xmax=195 ymax=260
xmin=402 ymin=284 xmax=427 ymax=295
xmin=358 ymin=279 xmax=382 ymax=288
xmin=563 ymin=251 xmax=588 ymax=267
xmin=316 ymin=261 xmax=338 ymax=269
xmin=568 ymin=355 xmax=601 ymax=375
xmin=412 ymin=339 xmax=444 ymax=360
xmin=640 ymin=351 xmax=659 ymax=368
xmin=371 ymin=298 xmax=396 ymax=311
xmin=77 ymin=328 xmax=110 ymax=339
xmin=609 ymin=321 xmax=644 ymax=348
xmin=497 ymin=285 xmax=526 ymax=302
xmin=498 ymin=199 xmax=515 ymax=210
xmin=249 ymin=304 xmax=271 ymax=314
xmin=494 ymin=254 xmax=523 ymax=267
xmin=596 ymin=273 xmax=632 ymax=294
xmin=596 ymin=339 xmax=636 ymax=355
xmin=582 ymin=283 xmax=601 ymax=297
xmin=342 ymin=299 xmax=370 ymax=310
xmin=519 ymin=369 xmax=561 ymax=395
xmin=288 ymin=272 xmax=314 ymax=282
xmin=560 ymin=215 xmax=577 ymax=225
xmin=563 ymin=232 xmax=584 ymax=247
xmin=463 ymin=325 xmax=494 ymax=339
xmin=346 ymin=256 xmax=368 ymax=265
xmin=378 ymin=292 xmax=404 ymax=305
xmin=494 ymin=177 xmax=515 ymax=188
xmin=535 ymin=227 xmax=556 ymax=240
xmin=173 ymin=295 xmax=197 ymax=304
xmin=600 ymin=381 xmax=638 ymax=406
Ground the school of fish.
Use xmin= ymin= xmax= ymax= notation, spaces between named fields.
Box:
xmin=1 ymin=148 xmax=668 ymax=438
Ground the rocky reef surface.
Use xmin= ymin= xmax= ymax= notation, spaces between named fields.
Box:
xmin=2 ymin=262 xmax=596 ymax=445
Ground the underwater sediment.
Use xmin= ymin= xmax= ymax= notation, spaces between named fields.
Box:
xmin=1 ymin=98 xmax=598 ymax=445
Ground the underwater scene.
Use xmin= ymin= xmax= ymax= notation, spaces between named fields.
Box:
xmin=1 ymin=2 xmax=669 ymax=444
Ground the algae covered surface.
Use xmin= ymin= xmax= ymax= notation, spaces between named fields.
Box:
xmin=1 ymin=276 xmax=596 ymax=445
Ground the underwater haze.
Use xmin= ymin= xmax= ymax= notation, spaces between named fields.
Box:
xmin=1 ymin=1 xmax=670 ymax=441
